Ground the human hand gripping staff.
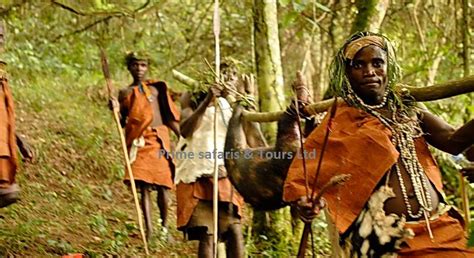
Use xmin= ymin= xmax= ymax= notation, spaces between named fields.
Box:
xmin=100 ymin=49 xmax=149 ymax=255
xmin=296 ymin=97 xmax=351 ymax=258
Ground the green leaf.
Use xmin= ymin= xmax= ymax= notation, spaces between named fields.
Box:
xmin=468 ymin=221 xmax=474 ymax=246
xmin=279 ymin=0 xmax=291 ymax=7
xmin=314 ymin=2 xmax=331 ymax=13
xmin=280 ymin=12 xmax=298 ymax=28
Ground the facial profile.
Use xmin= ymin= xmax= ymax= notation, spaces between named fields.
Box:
xmin=346 ymin=45 xmax=388 ymax=106
xmin=220 ymin=62 xmax=238 ymax=98
xmin=128 ymin=59 xmax=148 ymax=82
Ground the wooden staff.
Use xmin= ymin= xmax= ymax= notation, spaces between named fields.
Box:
xmin=212 ymin=0 xmax=221 ymax=257
xmin=100 ymin=49 xmax=149 ymax=255
xmin=297 ymin=97 xmax=338 ymax=258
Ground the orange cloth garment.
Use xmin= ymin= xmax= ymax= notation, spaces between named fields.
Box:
xmin=0 ymin=76 xmax=18 ymax=188
xmin=283 ymin=102 xmax=443 ymax=234
xmin=125 ymin=126 xmax=175 ymax=189
xmin=120 ymin=80 xmax=180 ymax=188
xmin=398 ymin=213 xmax=474 ymax=257
xmin=176 ymin=177 xmax=244 ymax=229
xmin=121 ymin=80 xmax=180 ymax=149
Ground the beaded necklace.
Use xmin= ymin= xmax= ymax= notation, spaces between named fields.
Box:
xmin=346 ymin=85 xmax=435 ymax=238
xmin=138 ymin=82 xmax=154 ymax=103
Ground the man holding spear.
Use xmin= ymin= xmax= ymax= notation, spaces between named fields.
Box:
xmin=284 ymin=32 xmax=474 ymax=256
xmin=110 ymin=51 xmax=180 ymax=242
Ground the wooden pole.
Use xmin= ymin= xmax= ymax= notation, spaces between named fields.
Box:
xmin=100 ymin=49 xmax=149 ymax=255
xmin=213 ymin=0 xmax=220 ymax=257
xmin=297 ymin=98 xmax=338 ymax=257
xmin=171 ymin=73 xmax=474 ymax=123
xmin=242 ymin=76 xmax=474 ymax=122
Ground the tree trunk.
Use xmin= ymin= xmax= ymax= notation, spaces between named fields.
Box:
xmin=461 ymin=0 xmax=470 ymax=77
xmin=253 ymin=0 xmax=285 ymax=142
xmin=252 ymin=0 xmax=292 ymax=250
xmin=350 ymin=0 xmax=389 ymax=34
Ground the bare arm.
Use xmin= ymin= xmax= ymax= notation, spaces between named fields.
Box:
xmin=118 ymin=88 xmax=132 ymax=128
xmin=420 ymin=110 xmax=474 ymax=154
xmin=180 ymin=91 xmax=214 ymax=138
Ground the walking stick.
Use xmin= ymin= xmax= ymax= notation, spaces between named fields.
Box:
xmin=212 ymin=0 xmax=221 ymax=257
xmin=100 ymin=49 xmax=149 ymax=255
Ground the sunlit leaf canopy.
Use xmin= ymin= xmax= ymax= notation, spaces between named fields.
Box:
xmin=2 ymin=0 xmax=471 ymax=91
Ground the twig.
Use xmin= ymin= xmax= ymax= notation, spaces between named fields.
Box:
xmin=52 ymin=16 xmax=112 ymax=43
xmin=51 ymin=0 xmax=86 ymax=16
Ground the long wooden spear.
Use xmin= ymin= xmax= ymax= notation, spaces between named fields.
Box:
xmin=100 ymin=49 xmax=149 ymax=255
xmin=297 ymin=97 xmax=338 ymax=258
xmin=212 ymin=0 xmax=221 ymax=257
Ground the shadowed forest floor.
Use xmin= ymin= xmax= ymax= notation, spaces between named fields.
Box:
xmin=0 ymin=74 xmax=331 ymax=256
xmin=0 ymin=75 xmax=198 ymax=256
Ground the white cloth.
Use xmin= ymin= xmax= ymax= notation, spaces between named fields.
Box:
xmin=129 ymin=136 xmax=145 ymax=164
xmin=174 ymin=97 xmax=232 ymax=184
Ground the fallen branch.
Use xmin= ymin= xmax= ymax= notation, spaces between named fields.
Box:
xmin=245 ymin=75 xmax=474 ymax=122
xmin=403 ymin=76 xmax=474 ymax=101
xmin=172 ymin=70 xmax=474 ymax=123
xmin=172 ymin=69 xmax=199 ymax=88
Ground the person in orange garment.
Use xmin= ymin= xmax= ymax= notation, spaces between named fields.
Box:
xmin=284 ymin=32 xmax=474 ymax=257
xmin=112 ymin=52 xmax=180 ymax=241
xmin=0 ymin=21 xmax=34 ymax=208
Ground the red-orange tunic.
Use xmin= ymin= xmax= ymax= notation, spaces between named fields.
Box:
xmin=283 ymin=102 xmax=473 ymax=254
xmin=0 ymin=71 xmax=18 ymax=188
xmin=176 ymin=177 xmax=244 ymax=229
xmin=398 ymin=213 xmax=474 ymax=257
xmin=284 ymin=102 xmax=442 ymax=233
xmin=120 ymin=80 xmax=179 ymax=189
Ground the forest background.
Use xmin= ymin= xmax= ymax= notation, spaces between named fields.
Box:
xmin=0 ymin=0 xmax=473 ymax=256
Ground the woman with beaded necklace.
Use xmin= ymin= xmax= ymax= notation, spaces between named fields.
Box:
xmin=284 ymin=32 xmax=474 ymax=257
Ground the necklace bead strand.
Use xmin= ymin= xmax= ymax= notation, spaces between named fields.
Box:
xmin=348 ymin=89 xmax=433 ymax=220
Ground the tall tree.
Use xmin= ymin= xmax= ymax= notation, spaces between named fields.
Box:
xmin=461 ymin=0 xmax=470 ymax=77
xmin=350 ymin=0 xmax=389 ymax=33
xmin=251 ymin=0 xmax=296 ymax=253
xmin=253 ymin=0 xmax=285 ymax=141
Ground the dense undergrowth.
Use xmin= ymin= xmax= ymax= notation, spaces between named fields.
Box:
xmin=0 ymin=71 xmax=333 ymax=257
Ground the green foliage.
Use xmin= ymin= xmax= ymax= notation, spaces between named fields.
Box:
xmin=245 ymin=208 xmax=331 ymax=257
xmin=0 ymin=0 xmax=472 ymax=256
xmin=469 ymin=220 xmax=474 ymax=247
xmin=0 ymin=73 xmax=194 ymax=256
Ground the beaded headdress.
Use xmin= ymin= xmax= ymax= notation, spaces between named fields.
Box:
xmin=329 ymin=32 xmax=404 ymax=112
